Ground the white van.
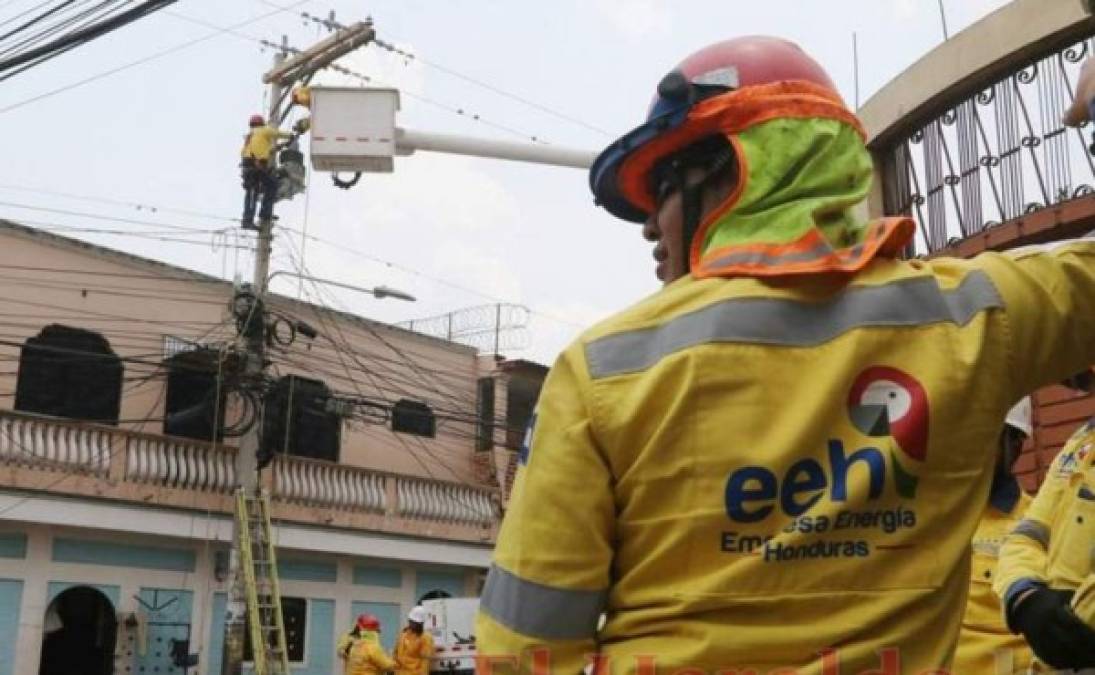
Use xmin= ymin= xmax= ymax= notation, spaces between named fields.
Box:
xmin=423 ymin=598 xmax=478 ymax=675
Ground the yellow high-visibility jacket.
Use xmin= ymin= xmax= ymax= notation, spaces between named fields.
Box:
xmin=954 ymin=478 xmax=1034 ymax=675
xmin=345 ymin=631 xmax=397 ymax=675
xmin=477 ymin=237 xmax=1095 ymax=674
xmin=240 ymin=125 xmax=291 ymax=163
xmin=394 ymin=628 xmax=435 ymax=675
xmin=995 ymin=419 xmax=1095 ymax=603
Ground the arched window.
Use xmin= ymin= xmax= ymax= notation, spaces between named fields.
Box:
xmin=15 ymin=325 xmax=123 ymax=424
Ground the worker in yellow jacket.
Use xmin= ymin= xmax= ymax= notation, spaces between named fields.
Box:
xmin=954 ymin=398 xmax=1035 ymax=674
xmin=476 ymin=36 xmax=1095 ymax=674
xmin=995 ymin=371 xmax=1095 ymax=672
xmin=394 ymin=605 xmax=435 ymax=675
xmin=338 ymin=613 xmax=397 ymax=675
xmin=239 ymin=113 xmax=291 ymax=229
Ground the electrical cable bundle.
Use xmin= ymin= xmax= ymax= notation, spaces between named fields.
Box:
xmin=0 ymin=0 xmax=176 ymax=82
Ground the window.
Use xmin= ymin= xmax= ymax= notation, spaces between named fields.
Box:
xmin=243 ymin=596 xmax=307 ymax=663
xmin=261 ymin=375 xmax=341 ymax=463
xmin=392 ymin=399 xmax=436 ymax=438
xmin=14 ymin=324 xmax=123 ymax=424
xmin=506 ymin=377 xmax=543 ymax=451
xmin=163 ymin=348 xmax=226 ymax=441
xmin=476 ymin=377 xmax=495 ymax=451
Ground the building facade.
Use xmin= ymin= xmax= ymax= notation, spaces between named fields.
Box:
xmin=0 ymin=220 xmax=541 ymax=675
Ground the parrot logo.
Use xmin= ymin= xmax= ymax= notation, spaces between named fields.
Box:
xmin=847 ymin=366 xmax=929 ymax=499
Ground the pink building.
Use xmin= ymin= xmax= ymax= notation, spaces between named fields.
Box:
xmin=0 ymin=220 xmax=541 ymax=675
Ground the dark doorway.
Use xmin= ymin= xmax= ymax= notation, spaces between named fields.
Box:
xmin=39 ymin=586 xmax=117 ymax=675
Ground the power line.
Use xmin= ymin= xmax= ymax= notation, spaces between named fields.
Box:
xmin=0 ymin=0 xmax=314 ymax=114
xmin=3 ymin=217 xmax=254 ymax=250
xmin=297 ymin=9 xmax=612 ymax=139
xmin=0 ymin=262 xmax=228 ymax=283
xmin=0 ymin=198 xmax=244 ymax=233
xmin=274 ymin=224 xmax=584 ymax=329
xmin=0 ymin=0 xmax=178 ymax=82
xmin=304 ymin=10 xmax=613 ymax=139
xmin=256 ymin=36 xmax=549 ymax=143
xmin=0 ymin=181 xmax=240 ymax=224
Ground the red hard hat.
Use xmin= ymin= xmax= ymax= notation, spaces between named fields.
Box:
xmin=248 ymin=114 xmax=265 ymax=127
xmin=591 ymin=36 xmax=841 ymax=223
xmin=356 ymin=614 xmax=381 ymax=631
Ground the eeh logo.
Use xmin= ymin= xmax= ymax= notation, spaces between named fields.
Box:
xmin=722 ymin=365 xmax=931 ymax=524
xmin=847 ymin=366 xmax=930 ymax=498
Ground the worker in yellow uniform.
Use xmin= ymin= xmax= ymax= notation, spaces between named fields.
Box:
xmin=996 ymin=370 xmax=1095 ymax=672
xmin=338 ymin=613 xmax=397 ymax=675
xmin=475 ymin=35 xmax=1095 ymax=674
xmin=954 ymin=398 xmax=1035 ymax=674
xmin=394 ymin=605 xmax=435 ymax=675
xmin=239 ymin=113 xmax=292 ymax=230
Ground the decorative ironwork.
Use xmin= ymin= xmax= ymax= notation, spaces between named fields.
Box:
xmin=880 ymin=35 xmax=1095 ymax=255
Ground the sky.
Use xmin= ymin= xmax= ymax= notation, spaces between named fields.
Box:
xmin=0 ymin=0 xmax=1012 ymax=365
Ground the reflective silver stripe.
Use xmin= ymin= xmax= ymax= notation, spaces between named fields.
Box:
xmin=703 ymin=241 xmax=847 ymax=269
xmin=585 ymin=270 xmax=1002 ymax=379
xmin=1011 ymin=519 xmax=1050 ymax=548
xmin=480 ymin=564 xmax=606 ymax=640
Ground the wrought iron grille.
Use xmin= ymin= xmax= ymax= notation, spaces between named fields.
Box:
xmin=879 ymin=35 xmax=1095 ymax=255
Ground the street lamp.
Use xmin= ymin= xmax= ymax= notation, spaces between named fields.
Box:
xmin=266 ymin=270 xmax=416 ymax=302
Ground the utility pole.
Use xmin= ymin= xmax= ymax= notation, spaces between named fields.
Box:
xmin=220 ymin=41 xmax=286 ymax=675
xmin=219 ymin=23 xmax=376 ymax=675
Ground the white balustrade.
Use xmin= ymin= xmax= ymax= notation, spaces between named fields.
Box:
xmin=272 ymin=456 xmax=388 ymax=513
xmin=123 ymin=434 xmax=235 ymax=492
xmin=0 ymin=412 xmax=111 ymax=476
xmin=395 ymin=476 xmax=498 ymax=527
xmin=0 ymin=410 xmax=499 ymax=532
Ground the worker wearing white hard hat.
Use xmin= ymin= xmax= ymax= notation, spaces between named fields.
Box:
xmin=996 ymin=369 xmax=1095 ymax=672
xmin=394 ymin=605 xmax=434 ymax=675
xmin=953 ymin=398 xmax=1035 ymax=674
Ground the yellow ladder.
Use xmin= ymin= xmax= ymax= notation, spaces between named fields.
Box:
xmin=236 ymin=490 xmax=291 ymax=675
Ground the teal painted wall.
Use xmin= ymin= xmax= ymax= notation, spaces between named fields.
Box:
xmin=351 ymin=601 xmax=401 ymax=654
xmin=0 ymin=533 xmax=26 ymax=559
xmin=352 ymin=565 xmax=402 ymax=588
xmin=46 ymin=581 xmax=120 ymax=606
xmin=278 ymin=559 xmax=337 ymax=583
xmin=132 ymin=588 xmax=193 ymax=675
xmin=0 ymin=580 xmax=23 ymax=675
xmin=52 ymin=537 xmax=195 ymax=572
xmin=299 ymin=599 xmax=334 ymax=675
xmin=207 ymin=592 xmax=226 ymax=675
xmin=415 ymin=570 xmax=466 ymax=602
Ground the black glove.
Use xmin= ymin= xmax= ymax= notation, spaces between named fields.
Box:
xmin=1011 ymin=586 xmax=1095 ymax=669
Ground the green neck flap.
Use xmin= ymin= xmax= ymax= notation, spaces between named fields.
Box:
xmin=699 ymin=117 xmax=874 ymax=257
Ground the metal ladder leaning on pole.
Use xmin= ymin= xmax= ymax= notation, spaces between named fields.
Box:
xmin=237 ymin=492 xmax=291 ymax=675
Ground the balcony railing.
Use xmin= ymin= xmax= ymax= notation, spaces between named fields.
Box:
xmin=126 ymin=434 xmax=237 ymax=493
xmin=0 ymin=409 xmax=500 ymax=541
xmin=0 ymin=412 xmax=113 ymax=476
xmin=878 ymin=33 xmax=1095 ymax=255
xmin=273 ymin=455 xmax=387 ymax=514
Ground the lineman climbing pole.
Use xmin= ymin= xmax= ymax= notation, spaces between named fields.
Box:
xmin=219 ymin=21 xmax=376 ymax=675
